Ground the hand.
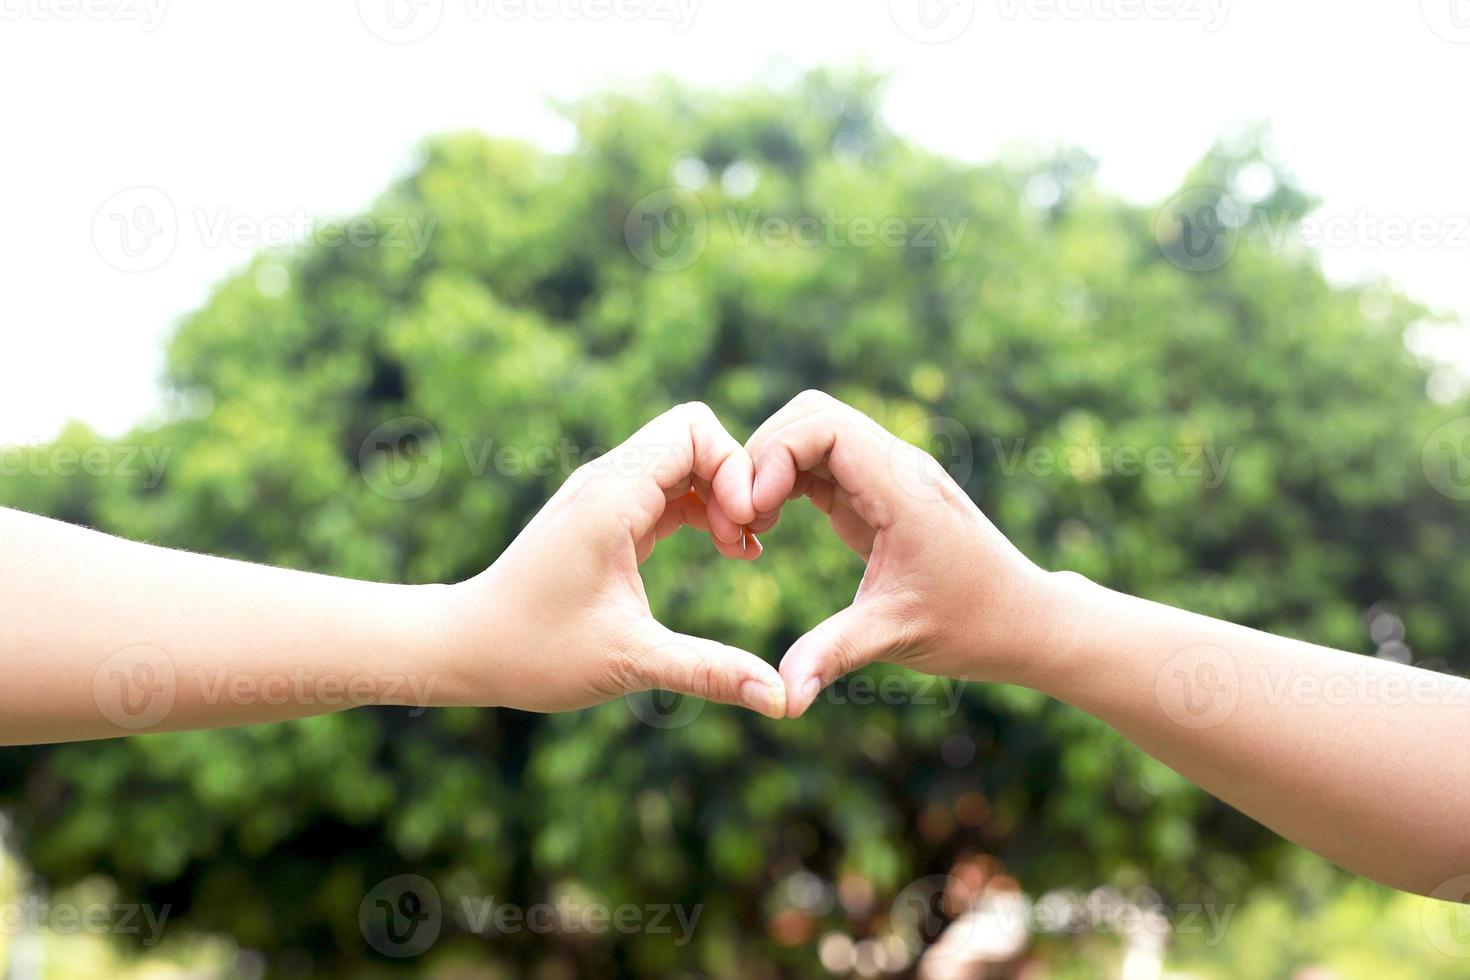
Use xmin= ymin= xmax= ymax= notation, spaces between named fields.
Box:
xmin=430 ymin=402 xmax=788 ymax=718
xmin=744 ymin=391 xmax=1074 ymax=717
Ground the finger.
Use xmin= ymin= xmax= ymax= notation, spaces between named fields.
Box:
xmin=803 ymin=477 xmax=878 ymax=557
xmin=643 ymin=493 xmax=758 ymax=564
xmin=744 ymin=387 xmax=834 ymax=451
xmin=647 ymin=402 xmax=755 ymax=530
xmin=747 ymin=394 xmax=896 ymax=530
xmin=631 ymin=622 xmax=786 ymax=719
xmin=744 ymin=471 xmax=820 ymax=534
xmin=639 ymin=491 xmax=709 ymax=562
xmin=778 ymin=599 xmax=904 ymax=718
xmin=678 ymin=489 xmax=758 ymax=561
xmin=743 ymin=390 xmax=833 ymax=527
xmin=585 ymin=402 xmax=755 ymax=548
xmin=703 ymin=491 xmax=748 ymax=554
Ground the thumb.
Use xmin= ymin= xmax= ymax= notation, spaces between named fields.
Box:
xmin=631 ymin=622 xmax=787 ymax=720
xmin=779 ymin=600 xmax=902 ymax=718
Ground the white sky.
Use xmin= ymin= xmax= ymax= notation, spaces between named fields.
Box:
xmin=1 ymin=0 xmax=1467 ymax=445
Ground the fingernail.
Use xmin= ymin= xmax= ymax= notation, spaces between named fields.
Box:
xmin=800 ymin=676 xmax=821 ymax=707
xmin=740 ymin=678 xmax=786 ymax=719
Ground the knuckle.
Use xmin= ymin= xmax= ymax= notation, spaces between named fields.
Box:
xmin=607 ymin=643 xmax=655 ymax=693
xmin=677 ymin=400 xmax=716 ymax=425
xmin=827 ymin=631 xmax=865 ymax=681
xmin=692 ymin=657 xmax=739 ymax=703
xmin=565 ymin=458 xmax=615 ymax=508
xmin=569 ymin=454 xmax=608 ymax=487
xmin=792 ymin=388 xmax=832 ymax=411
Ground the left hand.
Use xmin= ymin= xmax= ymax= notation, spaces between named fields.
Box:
xmin=427 ymin=402 xmax=788 ymax=718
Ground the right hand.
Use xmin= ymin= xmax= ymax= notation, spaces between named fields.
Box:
xmin=744 ymin=391 xmax=1076 ymax=716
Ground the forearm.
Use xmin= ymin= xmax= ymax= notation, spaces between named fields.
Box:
xmin=0 ymin=507 xmax=447 ymax=745
xmin=1028 ymin=572 xmax=1470 ymax=896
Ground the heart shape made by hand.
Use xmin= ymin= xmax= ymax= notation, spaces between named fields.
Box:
xmin=434 ymin=393 xmax=1058 ymax=723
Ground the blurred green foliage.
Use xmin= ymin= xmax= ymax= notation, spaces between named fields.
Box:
xmin=3 ymin=68 xmax=1469 ymax=976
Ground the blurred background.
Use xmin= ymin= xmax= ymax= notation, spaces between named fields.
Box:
xmin=3 ymin=2 xmax=1470 ymax=977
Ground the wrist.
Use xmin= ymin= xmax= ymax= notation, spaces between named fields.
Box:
xmin=395 ymin=580 xmax=476 ymax=709
xmin=991 ymin=567 xmax=1099 ymax=693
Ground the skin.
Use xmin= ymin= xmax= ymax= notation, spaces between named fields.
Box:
xmin=0 ymin=402 xmax=785 ymax=746
xmin=746 ymin=390 xmax=1470 ymax=899
xmin=4 ymin=392 xmax=1468 ymax=899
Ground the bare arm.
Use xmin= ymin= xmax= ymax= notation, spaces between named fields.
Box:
xmin=0 ymin=402 xmax=785 ymax=746
xmin=747 ymin=389 xmax=1470 ymax=898
xmin=1041 ymin=575 xmax=1470 ymax=897
xmin=0 ymin=505 xmax=441 ymax=743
